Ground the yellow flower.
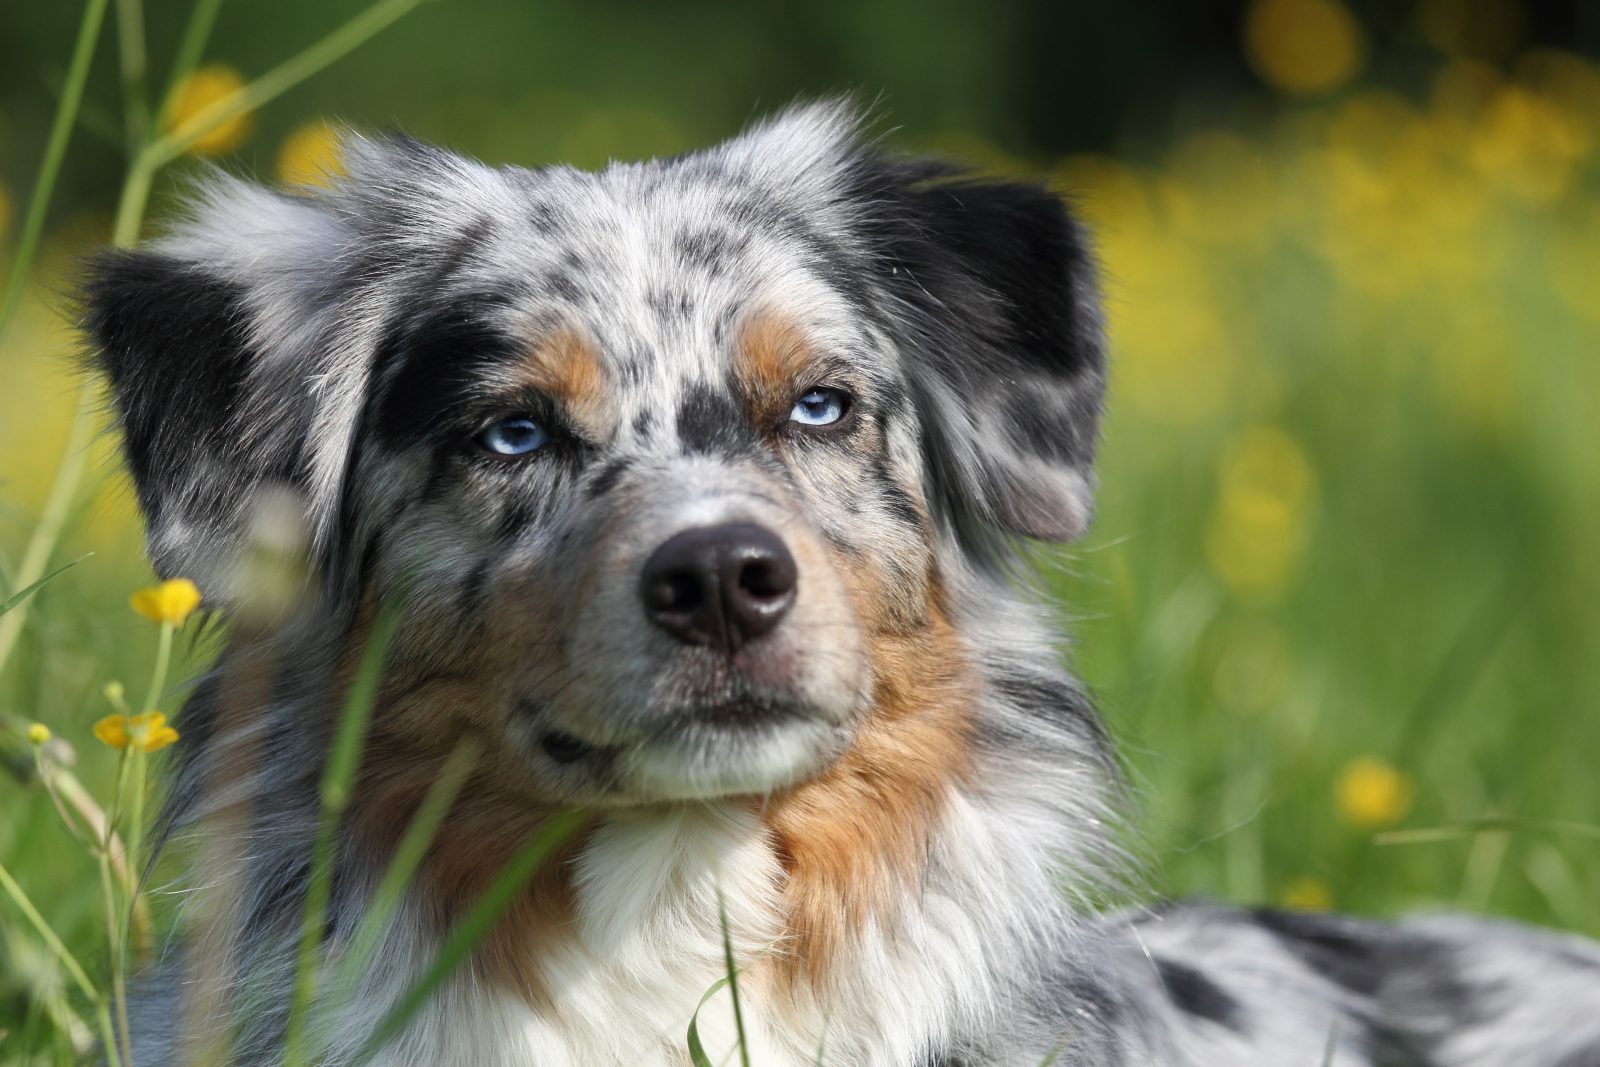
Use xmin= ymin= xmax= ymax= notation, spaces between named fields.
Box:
xmin=1205 ymin=426 xmax=1318 ymax=602
xmin=129 ymin=578 xmax=202 ymax=626
xmin=164 ymin=65 xmax=252 ymax=155
xmin=1244 ymin=0 xmax=1366 ymax=96
xmin=277 ymin=119 xmax=348 ymax=188
xmin=27 ymin=723 xmax=51 ymax=746
xmin=94 ymin=712 xmax=179 ymax=754
xmin=1280 ymin=876 xmax=1333 ymax=911
xmin=1336 ymin=756 xmax=1414 ymax=828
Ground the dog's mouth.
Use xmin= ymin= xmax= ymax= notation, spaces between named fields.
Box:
xmin=535 ymin=697 xmax=844 ymax=799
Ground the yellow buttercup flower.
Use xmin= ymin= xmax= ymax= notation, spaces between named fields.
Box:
xmin=94 ymin=712 xmax=179 ymax=754
xmin=130 ymin=578 xmax=202 ymax=626
xmin=164 ymin=64 xmax=252 ymax=155
xmin=1336 ymin=756 xmax=1413 ymax=828
xmin=1280 ymin=877 xmax=1333 ymax=911
xmin=1244 ymin=0 xmax=1366 ymax=96
xmin=277 ymin=119 xmax=347 ymax=188
xmin=27 ymin=723 xmax=51 ymax=746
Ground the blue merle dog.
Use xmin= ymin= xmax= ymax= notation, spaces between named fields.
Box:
xmin=83 ymin=100 xmax=1600 ymax=1065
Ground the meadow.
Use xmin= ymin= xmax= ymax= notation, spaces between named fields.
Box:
xmin=1 ymin=1 xmax=1598 ymax=1061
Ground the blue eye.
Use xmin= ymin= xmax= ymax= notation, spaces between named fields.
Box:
xmin=477 ymin=416 xmax=550 ymax=457
xmin=789 ymin=387 xmax=850 ymax=428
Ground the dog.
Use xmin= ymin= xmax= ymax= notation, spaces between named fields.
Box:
xmin=83 ymin=100 xmax=1600 ymax=1065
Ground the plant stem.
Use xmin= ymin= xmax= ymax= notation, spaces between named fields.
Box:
xmin=147 ymin=0 xmax=429 ymax=167
xmin=0 ymin=383 xmax=97 ymax=680
xmin=140 ymin=621 xmax=174 ymax=715
xmin=113 ymin=0 xmax=150 ymax=156
xmin=0 ymin=0 xmax=110 ymax=344
xmin=160 ymin=0 xmax=227 ymax=125
xmin=0 ymin=860 xmax=102 ymax=1003
xmin=281 ymin=602 xmax=406 ymax=1066
xmin=97 ymin=844 xmax=133 ymax=1067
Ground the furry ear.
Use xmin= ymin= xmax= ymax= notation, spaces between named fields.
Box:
xmin=857 ymin=156 xmax=1107 ymax=554
xmin=81 ymin=179 xmax=356 ymax=595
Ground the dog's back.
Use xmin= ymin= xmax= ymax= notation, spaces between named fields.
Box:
xmin=84 ymin=101 xmax=1600 ymax=1065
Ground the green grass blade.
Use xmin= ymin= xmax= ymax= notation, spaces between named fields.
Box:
xmin=317 ymin=739 xmax=480 ymax=1032
xmin=147 ymin=0 xmax=430 ymax=167
xmin=160 ymin=0 xmax=226 ymax=123
xmin=1038 ymin=1037 xmax=1068 ymax=1067
xmin=685 ymin=975 xmax=732 ymax=1067
xmin=717 ymin=886 xmax=752 ymax=1067
xmin=0 ymin=554 xmax=90 ymax=618
xmin=280 ymin=599 xmax=406 ymax=1066
xmin=0 ymin=860 xmax=101 ymax=1005
xmin=0 ymin=390 xmax=97 ymax=679
xmin=353 ymin=808 xmax=586 ymax=1064
xmin=0 ymin=0 xmax=110 ymax=344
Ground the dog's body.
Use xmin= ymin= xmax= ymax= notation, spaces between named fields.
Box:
xmin=84 ymin=102 xmax=1600 ymax=1065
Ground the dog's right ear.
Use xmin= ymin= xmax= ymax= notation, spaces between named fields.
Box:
xmin=81 ymin=179 xmax=352 ymax=595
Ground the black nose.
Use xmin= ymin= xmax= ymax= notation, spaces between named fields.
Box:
xmin=640 ymin=523 xmax=798 ymax=652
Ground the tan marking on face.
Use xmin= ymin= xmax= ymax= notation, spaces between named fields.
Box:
xmin=733 ymin=306 xmax=824 ymax=424
xmin=763 ymin=565 xmax=975 ymax=985
xmin=521 ymin=325 xmax=610 ymax=436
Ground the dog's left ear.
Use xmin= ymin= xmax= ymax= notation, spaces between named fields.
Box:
xmin=856 ymin=156 xmax=1108 ymax=551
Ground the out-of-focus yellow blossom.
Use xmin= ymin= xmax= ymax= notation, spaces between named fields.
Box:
xmin=164 ymin=65 xmax=252 ymax=155
xmin=26 ymin=723 xmax=50 ymax=746
xmin=1336 ymin=756 xmax=1414 ymax=828
xmin=129 ymin=578 xmax=202 ymax=626
xmin=1518 ymin=50 xmax=1600 ymax=148
xmin=93 ymin=712 xmax=179 ymax=754
xmin=1468 ymin=85 xmax=1588 ymax=204
xmin=1244 ymin=0 xmax=1365 ymax=96
xmin=1280 ymin=876 xmax=1333 ymax=911
xmin=1205 ymin=427 xmax=1316 ymax=601
xmin=277 ymin=120 xmax=347 ymax=188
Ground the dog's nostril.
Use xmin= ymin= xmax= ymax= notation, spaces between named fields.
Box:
xmin=738 ymin=557 xmax=793 ymax=601
xmin=640 ymin=522 xmax=797 ymax=652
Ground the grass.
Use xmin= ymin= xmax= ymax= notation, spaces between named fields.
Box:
xmin=2 ymin=5 xmax=1599 ymax=1064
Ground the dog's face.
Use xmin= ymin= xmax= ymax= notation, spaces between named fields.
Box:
xmin=84 ymin=102 xmax=1106 ymax=806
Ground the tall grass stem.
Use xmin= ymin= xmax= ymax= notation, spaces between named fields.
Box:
xmin=0 ymin=0 xmax=110 ymax=343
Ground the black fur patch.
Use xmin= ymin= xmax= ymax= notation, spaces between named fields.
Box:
xmin=1153 ymin=957 xmax=1244 ymax=1033
xmin=83 ymin=251 xmax=304 ymax=545
xmin=675 ymin=382 xmax=750 ymax=456
xmin=371 ymin=289 xmax=525 ymax=446
xmin=587 ymin=457 xmax=630 ymax=498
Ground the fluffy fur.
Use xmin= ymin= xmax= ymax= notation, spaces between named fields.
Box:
xmin=83 ymin=101 xmax=1600 ymax=1066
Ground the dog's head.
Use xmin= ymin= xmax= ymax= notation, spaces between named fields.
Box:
xmin=84 ymin=102 xmax=1105 ymax=806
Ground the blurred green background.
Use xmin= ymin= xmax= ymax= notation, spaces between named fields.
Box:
xmin=2 ymin=0 xmax=1598 ymax=1048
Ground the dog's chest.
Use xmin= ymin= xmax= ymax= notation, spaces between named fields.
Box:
xmin=426 ymin=803 xmax=815 ymax=1067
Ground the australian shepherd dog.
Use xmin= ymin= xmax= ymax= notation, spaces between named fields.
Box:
xmin=83 ymin=101 xmax=1600 ymax=1065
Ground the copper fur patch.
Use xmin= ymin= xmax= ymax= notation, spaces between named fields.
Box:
xmin=522 ymin=325 xmax=610 ymax=437
xmin=732 ymin=306 xmax=824 ymax=424
xmin=764 ymin=571 xmax=975 ymax=984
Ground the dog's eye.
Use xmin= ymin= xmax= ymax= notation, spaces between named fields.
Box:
xmin=789 ymin=387 xmax=850 ymax=428
xmin=477 ymin=416 xmax=550 ymax=457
